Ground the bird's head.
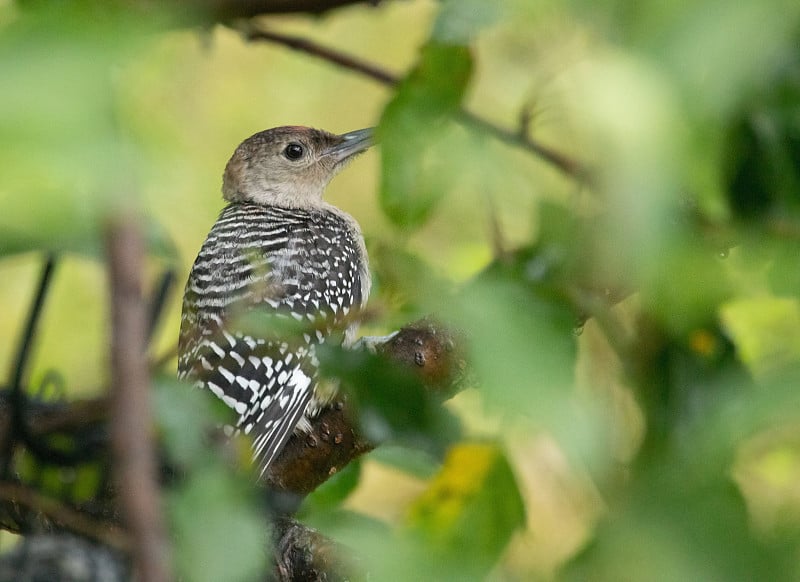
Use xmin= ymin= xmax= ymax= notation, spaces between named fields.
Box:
xmin=222 ymin=126 xmax=373 ymax=207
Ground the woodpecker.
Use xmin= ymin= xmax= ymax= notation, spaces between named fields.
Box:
xmin=178 ymin=126 xmax=372 ymax=477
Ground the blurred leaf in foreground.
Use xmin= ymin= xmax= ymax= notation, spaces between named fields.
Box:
xmin=565 ymin=458 xmax=797 ymax=582
xmin=450 ymin=271 xmax=577 ymax=424
xmin=156 ymin=378 xmax=268 ymax=582
xmin=406 ymin=442 xmax=525 ymax=579
xmin=318 ymin=344 xmax=460 ymax=453
xmin=0 ymin=4 xmax=167 ymax=257
xmin=720 ymin=297 xmax=800 ymax=382
xmin=300 ymin=459 xmax=362 ymax=514
xmin=153 ymin=377 xmax=230 ymax=469
xmin=168 ymin=467 xmax=268 ymax=582
xmin=378 ymin=41 xmax=472 ymax=228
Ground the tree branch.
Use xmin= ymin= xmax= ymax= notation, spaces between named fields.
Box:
xmin=199 ymin=0 xmax=385 ymax=21
xmin=106 ymin=216 xmax=171 ymax=582
xmin=2 ymin=255 xmax=58 ymax=477
xmin=0 ymin=482 xmax=129 ymax=551
xmin=244 ymin=25 xmax=400 ymax=85
xmin=244 ymin=24 xmax=590 ymax=182
xmin=268 ymin=318 xmax=466 ymax=493
xmin=273 ymin=517 xmax=356 ymax=581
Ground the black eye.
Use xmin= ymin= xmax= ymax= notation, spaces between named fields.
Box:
xmin=284 ymin=143 xmax=304 ymax=160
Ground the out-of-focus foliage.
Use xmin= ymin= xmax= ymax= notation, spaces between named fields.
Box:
xmin=318 ymin=343 xmax=459 ymax=449
xmin=406 ymin=443 xmax=525 ymax=579
xmin=0 ymin=4 xmax=173 ymax=258
xmin=3 ymin=0 xmax=800 ymax=579
xmin=155 ymin=378 xmax=269 ymax=582
xmin=378 ymin=43 xmax=471 ymax=228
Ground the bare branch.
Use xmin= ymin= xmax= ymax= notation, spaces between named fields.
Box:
xmin=0 ymin=482 xmax=129 ymax=552
xmin=200 ymin=0 xmax=385 ymax=20
xmin=244 ymin=24 xmax=590 ymax=182
xmin=245 ymin=25 xmax=400 ymax=85
xmin=274 ymin=517 xmax=356 ymax=581
xmin=2 ymin=255 xmax=57 ymax=476
xmin=107 ymin=216 xmax=171 ymax=582
xmin=457 ymin=111 xmax=591 ymax=182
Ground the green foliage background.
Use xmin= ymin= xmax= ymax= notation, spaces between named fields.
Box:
xmin=2 ymin=0 xmax=800 ymax=579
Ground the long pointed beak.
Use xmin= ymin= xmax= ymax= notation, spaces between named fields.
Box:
xmin=324 ymin=128 xmax=374 ymax=163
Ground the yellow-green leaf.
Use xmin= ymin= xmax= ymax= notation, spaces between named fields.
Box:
xmin=406 ymin=442 xmax=525 ymax=577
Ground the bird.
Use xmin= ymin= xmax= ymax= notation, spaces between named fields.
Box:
xmin=178 ymin=126 xmax=373 ymax=477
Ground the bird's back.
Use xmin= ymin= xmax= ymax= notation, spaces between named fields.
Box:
xmin=178 ymin=201 xmax=368 ymax=475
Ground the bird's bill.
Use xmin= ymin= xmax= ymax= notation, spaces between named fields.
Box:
xmin=324 ymin=128 xmax=374 ymax=162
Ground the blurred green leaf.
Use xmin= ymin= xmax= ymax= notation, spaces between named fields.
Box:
xmin=641 ymin=236 xmax=734 ymax=335
xmin=368 ymin=241 xmax=452 ymax=325
xmin=721 ymin=297 xmax=800 ymax=381
xmin=369 ymin=445 xmax=441 ymax=480
xmin=406 ymin=442 xmax=525 ymax=578
xmin=301 ymin=459 xmax=362 ymax=514
xmin=153 ymin=376 xmax=230 ymax=469
xmin=450 ymin=271 xmax=577 ymax=422
xmin=432 ymin=0 xmax=501 ymax=44
xmin=169 ymin=467 xmax=269 ymax=582
xmin=70 ymin=464 xmax=103 ymax=503
xmin=724 ymin=60 xmax=800 ymax=223
xmin=318 ymin=344 xmax=460 ymax=452
xmin=0 ymin=4 xmax=168 ymax=258
xmin=565 ymin=459 xmax=797 ymax=582
xmin=378 ymin=42 xmax=473 ymax=228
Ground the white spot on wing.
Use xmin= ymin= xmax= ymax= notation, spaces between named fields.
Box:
xmin=218 ymin=366 xmax=234 ymax=384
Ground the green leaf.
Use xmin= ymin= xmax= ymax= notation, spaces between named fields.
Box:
xmin=724 ymin=61 xmax=800 ymax=223
xmin=317 ymin=344 xmax=460 ymax=452
xmin=153 ymin=376 xmax=230 ymax=469
xmin=720 ymin=297 xmax=800 ymax=381
xmin=369 ymin=445 xmax=440 ymax=480
xmin=70 ymin=463 xmax=104 ymax=503
xmin=169 ymin=467 xmax=269 ymax=582
xmin=0 ymin=5 xmax=168 ymax=259
xmin=378 ymin=42 xmax=473 ymax=228
xmin=449 ymin=271 xmax=577 ymax=422
xmin=368 ymin=242 xmax=451 ymax=324
xmin=564 ymin=459 xmax=795 ymax=582
xmin=405 ymin=442 xmax=526 ymax=578
xmin=301 ymin=459 xmax=362 ymax=514
xmin=432 ymin=0 xmax=500 ymax=44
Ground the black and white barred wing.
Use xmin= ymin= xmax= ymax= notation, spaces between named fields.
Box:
xmin=178 ymin=204 xmax=364 ymax=475
xmin=179 ymin=320 xmax=318 ymax=474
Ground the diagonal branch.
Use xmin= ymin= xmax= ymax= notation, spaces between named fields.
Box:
xmin=244 ymin=24 xmax=590 ymax=182
xmin=244 ymin=26 xmax=400 ymax=85
xmin=204 ymin=0 xmax=385 ymax=20
xmin=0 ymin=482 xmax=130 ymax=551
xmin=2 ymin=255 xmax=58 ymax=477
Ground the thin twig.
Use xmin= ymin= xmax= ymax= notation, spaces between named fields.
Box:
xmin=245 ymin=26 xmax=400 ymax=85
xmin=3 ymin=255 xmax=58 ymax=477
xmin=147 ymin=269 xmax=176 ymax=343
xmin=210 ymin=0 xmax=380 ymax=20
xmin=457 ymin=111 xmax=590 ymax=182
xmin=24 ymin=396 xmax=110 ymax=436
xmin=107 ymin=216 xmax=171 ymax=582
xmin=9 ymin=255 xmax=57 ymax=393
xmin=0 ymin=482 xmax=129 ymax=551
xmin=244 ymin=25 xmax=590 ymax=182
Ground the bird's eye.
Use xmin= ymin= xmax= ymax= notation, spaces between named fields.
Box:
xmin=284 ymin=143 xmax=305 ymax=161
